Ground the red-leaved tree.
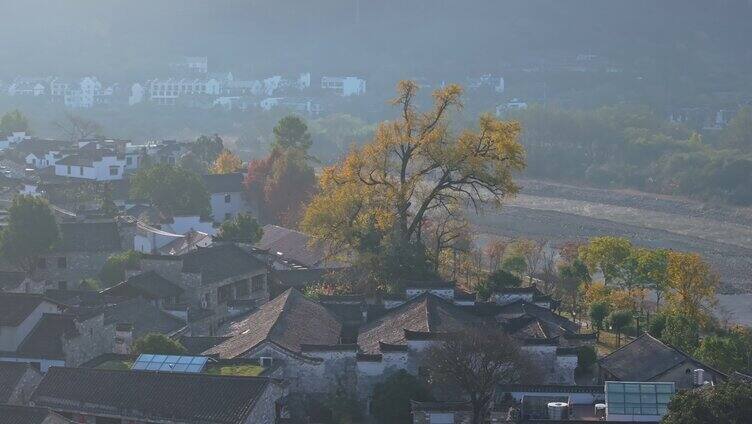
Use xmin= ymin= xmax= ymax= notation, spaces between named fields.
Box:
xmin=244 ymin=148 xmax=316 ymax=227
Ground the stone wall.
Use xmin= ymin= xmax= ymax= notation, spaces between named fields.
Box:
xmin=244 ymin=381 xmax=287 ymax=424
xmin=6 ymin=366 xmax=42 ymax=405
xmin=553 ymin=354 xmax=577 ymax=385
xmin=38 ymin=251 xmax=112 ymax=288
xmin=63 ymin=314 xmax=116 ymax=367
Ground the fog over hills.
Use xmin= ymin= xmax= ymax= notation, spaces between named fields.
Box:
xmin=1 ymin=0 xmax=751 ymax=82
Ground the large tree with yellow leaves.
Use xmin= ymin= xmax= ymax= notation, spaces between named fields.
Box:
xmin=301 ymin=81 xmax=525 ymax=280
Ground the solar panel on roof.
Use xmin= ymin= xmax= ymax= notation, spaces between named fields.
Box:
xmin=131 ymin=354 xmax=208 ymax=373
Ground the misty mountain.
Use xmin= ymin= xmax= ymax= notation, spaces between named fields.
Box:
xmin=1 ymin=0 xmax=751 ymax=83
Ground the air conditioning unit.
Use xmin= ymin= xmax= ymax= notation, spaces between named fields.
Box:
xmin=547 ymin=402 xmax=568 ymax=420
xmin=693 ymin=369 xmax=705 ymax=386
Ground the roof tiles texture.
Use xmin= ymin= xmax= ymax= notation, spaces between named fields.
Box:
xmin=204 ymin=288 xmax=342 ymax=359
xmin=31 ymin=367 xmax=271 ymax=424
xmin=357 ymin=293 xmax=482 ymax=354
xmin=599 ymin=333 xmax=702 ymax=381
xmin=181 ymin=244 xmax=266 ymax=284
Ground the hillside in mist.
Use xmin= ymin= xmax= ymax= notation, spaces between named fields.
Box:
xmin=1 ymin=0 xmax=751 ymax=83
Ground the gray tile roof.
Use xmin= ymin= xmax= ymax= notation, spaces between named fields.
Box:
xmin=103 ymin=298 xmax=185 ymax=338
xmin=599 ymin=333 xmax=718 ymax=381
xmin=0 ymin=293 xmax=63 ymax=326
xmin=204 ymin=288 xmax=342 ymax=359
xmin=357 ymin=292 xmax=482 ymax=354
xmin=202 ymin=173 xmax=244 ymax=193
xmin=56 ymin=221 xmax=121 ymax=253
xmin=0 ymin=405 xmax=61 ymax=424
xmin=257 ymin=225 xmax=331 ymax=268
xmin=17 ymin=314 xmax=79 ymax=359
xmin=31 ymin=367 xmax=273 ymax=424
xmin=102 ymin=271 xmax=184 ymax=299
xmin=181 ymin=244 xmax=266 ymax=284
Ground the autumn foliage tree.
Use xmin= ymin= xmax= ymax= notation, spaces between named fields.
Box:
xmin=210 ymin=149 xmax=243 ymax=174
xmin=665 ymin=251 xmax=719 ymax=325
xmin=301 ymin=81 xmax=525 ymax=282
xmin=245 ymin=148 xmax=316 ymax=226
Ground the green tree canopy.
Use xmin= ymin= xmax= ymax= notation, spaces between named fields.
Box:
xmin=659 ymin=312 xmax=699 ymax=353
xmin=694 ymin=329 xmax=752 ymax=374
xmin=132 ymin=334 xmax=187 ymax=355
xmin=371 ymin=370 xmax=433 ymax=424
xmin=190 ymin=134 xmax=224 ymax=164
xmin=215 ymin=213 xmax=263 ymax=242
xmin=0 ymin=195 xmax=60 ymax=274
xmin=273 ymin=115 xmax=312 ymax=152
xmin=130 ymin=164 xmax=210 ymax=217
xmin=476 ymin=269 xmax=522 ymax=300
xmin=589 ymin=301 xmax=610 ymax=335
xmin=579 ymin=236 xmax=633 ymax=285
xmin=99 ymin=250 xmax=141 ymax=287
xmin=0 ymin=109 xmax=30 ymax=134
xmin=662 ymin=379 xmax=752 ymax=424
xmin=501 ymin=255 xmax=527 ymax=276
xmin=608 ymin=309 xmax=633 ymax=347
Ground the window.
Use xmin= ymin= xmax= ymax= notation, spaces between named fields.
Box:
xmin=126 ymin=157 xmax=133 ymax=166
xmin=224 ymin=194 xmax=232 ymax=203
xmin=235 ymin=279 xmax=250 ymax=298
xmin=109 ymin=166 xmax=119 ymax=176
xmin=225 ymin=213 xmax=232 ymax=221
xmin=428 ymin=413 xmax=454 ymax=424
xmin=37 ymin=257 xmax=47 ymax=269
xmin=57 ymin=257 xmax=67 ymax=269
xmin=251 ymin=276 xmax=265 ymax=293
xmin=218 ymin=284 xmax=233 ymax=304
xmin=260 ymin=356 xmax=274 ymax=367
xmin=79 ymin=166 xmax=84 ymax=176
xmin=67 ymin=165 xmax=72 ymax=174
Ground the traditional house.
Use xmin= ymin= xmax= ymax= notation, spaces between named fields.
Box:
xmin=101 ymin=270 xmax=185 ymax=308
xmin=203 ymin=288 xmax=350 ymax=393
xmin=6 ymin=311 xmax=115 ymax=372
xmin=53 ymin=149 xmax=126 ymax=181
xmin=202 ymin=173 xmax=252 ymax=223
xmin=37 ymin=220 xmax=122 ymax=290
xmin=0 ymin=293 xmax=66 ymax=353
xmin=30 ymin=367 xmax=287 ymax=424
xmin=137 ymin=244 xmax=269 ymax=330
xmin=599 ymin=333 xmax=726 ymax=389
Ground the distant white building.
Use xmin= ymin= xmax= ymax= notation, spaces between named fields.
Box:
xmin=496 ymin=98 xmax=528 ymax=116
xmin=134 ymin=216 xmax=216 ymax=254
xmin=7 ymin=77 xmax=47 ymax=97
xmin=129 ymin=83 xmax=145 ymax=105
xmin=64 ymin=77 xmax=102 ymax=108
xmin=147 ymin=78 xmax=221 ymax=105
xmin=468 ymin=74 xmax=505 ymax=93
xmin=53 ymin=149 xmax=127 ymax=181
xmin=321 ymin=76 xmax=366 ymax=96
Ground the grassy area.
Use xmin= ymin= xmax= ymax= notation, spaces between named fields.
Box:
xmin=205 ymin=364 xmax=265 ymax=377
xmin=95 ymin=360 xmax=133 ymax=371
